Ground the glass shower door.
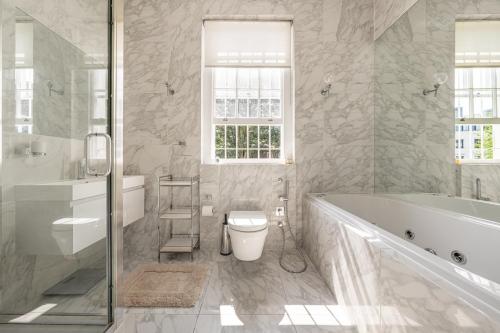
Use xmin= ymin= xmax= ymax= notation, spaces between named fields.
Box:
xmin=0 ymin=1 xmax=111 ymax=330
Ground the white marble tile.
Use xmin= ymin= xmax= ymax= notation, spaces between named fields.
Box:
xmin=374 ymin=0 xmax=419 ymax=39
xmin=196 ymin=314 xmax=297 ymax=333
xmin=115 ymin=314 xmax=197 ymax=333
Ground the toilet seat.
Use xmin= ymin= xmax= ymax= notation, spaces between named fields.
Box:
xmin=228 ymin=211 xmax=267 ymax=232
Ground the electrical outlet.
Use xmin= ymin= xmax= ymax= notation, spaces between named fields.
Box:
xmin=275 ymin=206 xmax=285 ymax=217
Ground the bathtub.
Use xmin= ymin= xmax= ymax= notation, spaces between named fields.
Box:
xmin=304 ymin=193 xmax=500 ymax=329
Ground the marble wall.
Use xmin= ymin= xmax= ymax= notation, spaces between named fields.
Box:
xmin=31 ymin=17 xmax=92 ymax=139
xmin=123 ymin=0 xmax=375 ymax=268
xmin=374 ymin=0 xmax=456 ymax=194
xmin=15 ymin=0 xmax=108 ymax=62
xmin=0 ymin=0 xmax=109 ymax=315
xmin=459 ymin=164 xmax=500 ymax=203
xmin=374 ymin=0 xmax=500 ymax=195
xmin=374 ymin=0 xmax=419 ymax=39
xmin=303 ymin=196 xmax=500 ymax=332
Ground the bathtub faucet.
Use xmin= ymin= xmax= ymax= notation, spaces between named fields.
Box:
xmin=475 ymin=178 xmax=490 ymax=201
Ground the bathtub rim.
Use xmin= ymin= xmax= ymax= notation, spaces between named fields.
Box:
xmin=306 ymin=193 xmax=500 ymax=323
xmin=382 ymin=192 xmax=500 ymax=227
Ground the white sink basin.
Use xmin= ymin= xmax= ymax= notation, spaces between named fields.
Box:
xmin=15 ymin=175 xmax=144 ymax=201
xmin=15 ymin=175 xmax=144 ymax=255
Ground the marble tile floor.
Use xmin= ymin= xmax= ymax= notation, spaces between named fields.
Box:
xmin=114 ymin=249 xmax=359 ymax=333
xmin=1 ymin=278 xmax=107 ymax=318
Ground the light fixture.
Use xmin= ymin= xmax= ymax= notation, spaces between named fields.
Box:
xmin=164 ymin=81 xmax=175 ymax=95
xmin=321 ymin=73 xmax=333 ymax=96
xmin=423 ymin=72 xmax=448 ymax=97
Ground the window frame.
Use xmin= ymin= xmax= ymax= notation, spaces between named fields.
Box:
xmin=202 ymin=67 xmax=293 ymax=164
xmin=455 ymin=66 xmax=500 ymax=163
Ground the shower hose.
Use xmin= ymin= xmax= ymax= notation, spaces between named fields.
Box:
xmin=278 ymin=198 xmax=308 ymax=273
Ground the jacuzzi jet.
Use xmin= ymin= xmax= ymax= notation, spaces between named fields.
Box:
xmin=404 ymin=229 xmax=415 ymax=240
xmin=425 ymin=248 xmax=437 ymax=255
xmin=451 ymin=250 xmax=467 ymax=265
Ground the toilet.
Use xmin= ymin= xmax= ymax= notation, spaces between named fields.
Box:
xmin=228 ymin=211 xmax=268 ymax=261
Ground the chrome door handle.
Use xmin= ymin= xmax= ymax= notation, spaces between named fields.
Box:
xmin=84 ymin=132 xmax=112 ymax=177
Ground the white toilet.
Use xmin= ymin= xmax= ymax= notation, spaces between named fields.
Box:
xmin=228 ymin=211 xmax=268 ymax=261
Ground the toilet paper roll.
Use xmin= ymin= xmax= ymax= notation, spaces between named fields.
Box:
xmin=201 ymin=205 xmax=214 ymax=217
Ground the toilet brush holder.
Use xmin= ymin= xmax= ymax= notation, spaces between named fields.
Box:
xmin=220 ymin=214 xmax=232 ymax=256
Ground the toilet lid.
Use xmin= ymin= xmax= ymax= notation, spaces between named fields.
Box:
xmin=228 ymin=211 xmax=267 ymax=232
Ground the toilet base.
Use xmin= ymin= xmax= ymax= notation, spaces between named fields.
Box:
xmin=228 ymin=227 xmax=268 ymax=261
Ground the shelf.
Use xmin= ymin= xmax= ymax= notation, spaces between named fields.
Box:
xmin=159 ymin=176 xmax=200 ymax=187
xmin=160 ymin=180 xmax=197 ymax=187
xmin=160 ymin=237 xmax=199 ymax=253
xmin=160 ymin=207 xmax=199 ymax=220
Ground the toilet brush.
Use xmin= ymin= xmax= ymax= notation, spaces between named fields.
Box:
xmin=220 ymin=214 xmax=232 ymax=256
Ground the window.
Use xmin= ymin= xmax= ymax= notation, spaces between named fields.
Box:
xmin=455 ymin=21 xmax=500 ymax=162
xmin=454 ymin=67 xmax=500 ymax=161
xmin=88 ymin=69 xmax=108 ymax=160
xmin=202 ymin=20 xmax=293 ymax=164
xmin=15 ymin=21 xmax=33 ymax=134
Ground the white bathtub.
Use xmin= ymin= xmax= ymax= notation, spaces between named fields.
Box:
xmin=308 ymin=193 xmax=500 ymax=323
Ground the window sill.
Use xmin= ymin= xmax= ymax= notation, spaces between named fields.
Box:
xmin=458 ymin=159 xmax=500 ymax=165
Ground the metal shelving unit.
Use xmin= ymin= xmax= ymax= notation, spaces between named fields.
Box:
xmin=157 ymin=175 xmax=200 ymax=261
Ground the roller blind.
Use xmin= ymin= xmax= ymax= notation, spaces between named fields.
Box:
xmin=203 ymin=20 xmax=292 ymax=68
xmin=456 ymin=21 xmax=500 ymax=66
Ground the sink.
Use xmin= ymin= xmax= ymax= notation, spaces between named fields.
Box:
xmin=15 ymin=175 xmax=144 ymax=255
xmin=15 ymin=175 xmax=144 ymax=201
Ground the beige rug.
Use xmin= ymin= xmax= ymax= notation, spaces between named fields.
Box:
xmin=121 ymin=263 xmax=208 ymax=307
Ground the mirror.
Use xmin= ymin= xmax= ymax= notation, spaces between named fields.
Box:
xmin=374 ymin=0 xmax=500 ymax=203
xmin=14 ymin=8 xmax=108 ymax=139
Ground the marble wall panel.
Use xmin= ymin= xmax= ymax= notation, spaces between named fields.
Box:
xmin=15 ymin=0 xmax=108 ymax=62
xmin=380 ymin=248 xmax=500 ymax=332
xmin=303 ymin=196 xmax=500 ymax=333
xmin=460 ymin=164 xmax=500 ymax=203
xmin=123 ymin=0 xmax=376 ymax=265
xmin=374 ymin=0 xmax=420 ymax=39
xmin=303 ymin=198 xmax=381 ymax=333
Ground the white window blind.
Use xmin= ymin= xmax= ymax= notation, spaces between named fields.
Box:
xmin=203 ymin=20 xmax=292 ymax=68
xmin=456 ymin=21 xmax=500 ymax=66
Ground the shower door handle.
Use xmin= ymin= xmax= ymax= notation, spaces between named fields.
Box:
xmin=84 ymin=132 xmax=112 ymax=177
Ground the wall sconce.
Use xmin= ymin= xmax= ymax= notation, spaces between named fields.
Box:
xmin=164 ymin=81 xmax=175 ymax=95
xmin=47 ymin=80 xmax=64 ymax=96
xmin=320 ymin=73 xmax=333 ymax=96
xmin=423 ymin=72 xmax=448 ymax=97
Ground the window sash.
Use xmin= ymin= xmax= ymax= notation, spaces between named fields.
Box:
xmin=213 ymin=118 xmax=283 ymax=125
xmin=213 ymin=124 xmax=283 ymax=161
xmin=455 ymin=67 xmax=500 ymax=161
xmin=211 ymin=68 xmax=284 ymax=122
xmin=203 ymin=67 xmax=291 ymax=163
xmin=455 ymin=68 xmax=500 ymax=121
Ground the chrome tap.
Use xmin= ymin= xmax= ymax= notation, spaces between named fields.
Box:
xmin=475 ymin=178 xmax=490 ymax=201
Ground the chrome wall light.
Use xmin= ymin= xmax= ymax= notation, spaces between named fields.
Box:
xmin=423 ymin=72 xmax=448 ymax=97
xmin=321 ymin=73 xmax=333 ymax=96
xmin=164 ymin=81 xmax=175 ymax=95
xmin=47 ymin=80 xmax=64 ymax=96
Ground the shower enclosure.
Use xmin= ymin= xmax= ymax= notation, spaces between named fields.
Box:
xmin=0 ymin=0 xmax=113 ymax=331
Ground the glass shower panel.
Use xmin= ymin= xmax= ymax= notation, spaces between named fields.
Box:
xmin=1 ymin=1 xmax=110 ymax=330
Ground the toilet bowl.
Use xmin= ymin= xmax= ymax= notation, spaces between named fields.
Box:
xmin=228 ymin=211 xmax=268 ymax=261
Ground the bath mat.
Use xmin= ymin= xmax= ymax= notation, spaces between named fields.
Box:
xmin=43 ymin=268 xmax=106 ymax=296
xmin=121 ymin=263 xmax=208 ymax=307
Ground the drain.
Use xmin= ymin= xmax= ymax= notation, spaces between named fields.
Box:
xmin=451 ymin=250 xmax=467 ymax=265
xmin=404 ymin=229 xmax=415 ymax=240
xmin=425 ymin=248 xmax=437 ymax=255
